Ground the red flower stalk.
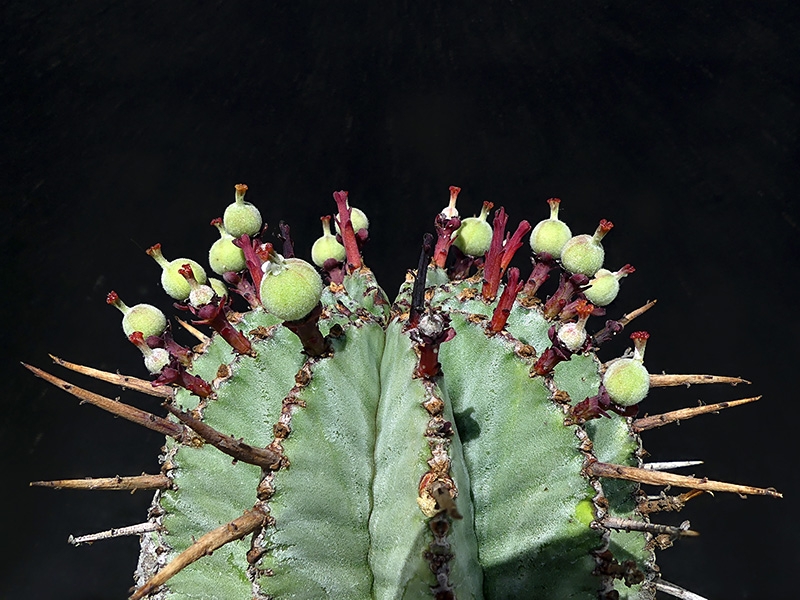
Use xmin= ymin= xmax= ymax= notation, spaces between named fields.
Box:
xmin=146 ymin=327 xmax=192 ymax=367
xmin=481 ymin=208 xmax=508 ymax=300
xmin=481 ymin=208 xmax=531 ymax=300
xmin=531 ymin=325 xmax=574 ymax=376
xmin=592 ymin=319 xmax=625 ymax=347
xmin=232 ymin=235 xmax=271 ymax=295
xmin=333 ymin=190 xmax=362 ymax=271
xmin=569 ymin=385 xmax=639 ymax=424
xmin=154 ymin=363 xmax=213 ymax=398
xmin=277 ymin=221 xmax=295 ymax=258
xmin=522 ymin=252 xmax=557 ymax=298
xmin=544 ymin=273 xmax=590 ymax=319
xmin=433 ymin=186 xmax=462 ymax=268
xmin=410 ymin=312 xmax=456 ymax=379
xmin=222 ymin=270 xmax=260 ymax=309
xmin=282 ymin=303 xmax=329 ymax=357
xmin=499 ymin=220 xmax=532 ymax=274
xmin=488 ymin=268 xmax=523 ymax=334
xmin=192 ymin=297 xmax=253 ymax=356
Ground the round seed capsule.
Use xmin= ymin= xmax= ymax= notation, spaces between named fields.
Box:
xmin=453 ymin=201 xmax=493 ymax=257
xmin=259 ymin=256 xmax=324 ymax=322
xmin=311 ymin=216 xmax=346 ymax=267
xmin=561 ymin=219 xmax=613 ymax=277
xmin=530 ymin=198 xmax=572 ymax=256
xmin=584 ymin=264 xmax=635 ymax=306
xmin=147 ymin=244 xmax=207 ymax=301
xmin=209 ymin=218 xmax=246 ymax=275
xmin=223 ymin=184 xmax=263 ymax=238
xmin=107 ymin=291 xmax=168 ymax=339
xmin=603 ymin=331 xmax=650 ymax=406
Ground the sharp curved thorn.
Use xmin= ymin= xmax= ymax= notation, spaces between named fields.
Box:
xmin=654 ymin=579 xmax=709 ymax=600
xmin=23 ymin=363 xmax=184 ymax=439
xmin=165 ymin=403 xmax=282 ymax=470
xmin=643 ymin=461 xmax=704 ymax=471
xmin=30 ymin=474 xmax=171 ymax=491
xmin=48 ymin=354 xmax=174 ymax=399
xmin=602 ymin=516 xmax=699 ymax=537
xmin=618 ymin=298 xmax=657 ymax=326
xmin=69 ymin=522 xmax=159 ymax=546
xmin=649 ymin=373 xmax=750 ymax=387
xmin=129 ymin=505 xmax=268 ymax=600
xmin=176 ymin=318 xmax=212 ymax=344
xmin=586 ymin=461 xmax=782 ymax=498
xmin=632 ymin=396 xmax=761 ymax=432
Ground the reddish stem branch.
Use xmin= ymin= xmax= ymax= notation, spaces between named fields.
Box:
xmin=488 ymin=267 xmax=523 ymax=333
xmin=333 ymin=190 xmax=362 ymax=271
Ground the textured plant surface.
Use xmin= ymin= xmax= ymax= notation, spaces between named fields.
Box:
xmin=28 ymin=186 xmax=781 ymax=599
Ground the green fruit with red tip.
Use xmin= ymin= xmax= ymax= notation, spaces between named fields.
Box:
xmin=561 ymin=219 xmax=614 ymax=277
xmin=209 ymin=219 xmax=247 ymax=275
xmin=530 ymin=198 xmax=572 ymax=256
xmin=603 ymin=331 xmax=651 ymax=406
xmin=453 ymin=201 xmax=493 ymax=257
xmin=311 ymin=216 xmax=346 ymax=267
xmin=147 ymin=244 xmax=208 ymax=301
xmin=107 ymin=291 xmax=167 ymax=339
xmin=584 ymin=264 xmax=634 ymax=306
xmin=223 ymin=183 xmax=263 ymax=238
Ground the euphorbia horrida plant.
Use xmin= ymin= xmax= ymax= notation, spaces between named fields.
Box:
xmin=27 ymin=186 xmax=781 ymax=599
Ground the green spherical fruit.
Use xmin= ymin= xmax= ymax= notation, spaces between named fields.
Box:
xmin=223 ymin=184 xmax=263 ymax=238
xmin=453 ymin=217 xmax=493 ymax=257
xmin=583 ymin=269 xmax=619 ymax=306
xmin=560 ymin=220 xmax=613 ymax=277
xmin=161 ymin=259 xmax=207 ymax=301
xmin=560 ymin=234 xmax=604 ymax=276
xmin=531 ymin=219 xmax=572 ymax=256
xmin=530 ymin=198 xmax=572 ymax=256
xmin=603 ymin=358 xmax=650 ymax=406
xmin=122 ymin=304 xmax=167 ymax=339
xmin=259 ymin=257 xmax=324 ymax=322
xmin=312 ymin=235 xmax=346 ymax=267
xmin=209 ymin=237 xmax=246 ymax=275
xmin=311 ymin=216 xmax=346 ymax=267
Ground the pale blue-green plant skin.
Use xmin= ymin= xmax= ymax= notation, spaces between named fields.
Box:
xmin=134 ymin=265 xmax=653 ymax=600
xmin=370 ymin=318 xmax=482 ymax=599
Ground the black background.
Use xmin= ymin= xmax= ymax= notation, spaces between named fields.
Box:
xmin=2 ymin=2 xmax=798 ymax=599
